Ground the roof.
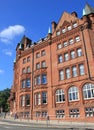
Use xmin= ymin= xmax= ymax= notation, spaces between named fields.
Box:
xmin=83 ymin=3 xmax=94 ymax=16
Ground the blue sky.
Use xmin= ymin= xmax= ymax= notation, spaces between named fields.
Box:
xmin=0 ymin=0 xmax=94 ymax=91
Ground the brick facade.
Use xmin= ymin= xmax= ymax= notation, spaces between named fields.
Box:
xmin=8 ymin=4 xmax=94 ymax=122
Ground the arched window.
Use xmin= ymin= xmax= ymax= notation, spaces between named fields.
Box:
xmin=68 ymin=86 xmax=79 ymax=101
xmin=83 ymin=83 xmax=94 ymax=99
xmin=56 ymin=89 xmax=65 ymax=102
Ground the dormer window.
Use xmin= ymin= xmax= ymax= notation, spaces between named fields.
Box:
xmin=56 ymin=31 xmax=60 ymax=36
xmin=62 ymin=28 xmax=66 ymax=33
xmin=73 ymin=23 xmax=78 ymax=28
xmin=67 ymin=26 xmax=72 ymax=31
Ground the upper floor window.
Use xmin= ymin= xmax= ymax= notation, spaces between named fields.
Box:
xmin=25 ymin=94 xmax=30 ymax=106
xmin=72 ymin=66 xmax=78 ymax=77
xmin=22 ymin=68 xmax=26 ymax=74
xmin=77 ymin=48 xmax=82 ymax=57
xmin=59 ymin=70 xmax=64 ymax=80
xmin=42 ymin=74 xmax=47 ymax=84
xmin=73 ymin=23 xmax=78 ymax=28
xmin=22 ymin=80 xmax=26 ymax=88
xmin=68 ymin=86 xmax=79 ymax=101
xmin=42 ymin=92 xmax=47 ymax=104
xmin=57 ymin=43 xmax=62 ymax=50
xmin=27 ymin=56 xmax=30 ymax=62
xmin=83 ymin=83 xmax=94 ymax=99
xmin=20 ymin=95 xmax=25 ymax=107
xmin=36 ymin=63 xmax=40 ymax=70
xmin=64 ymin=53 xmax=69 ymax=61
xmin=37 ymin=75 xmax=41 ymax=85
xmin=41 ymin=50 xmax=46 ymax=56
xmin=70 ymin=50 xmax=75 ymax=59
xmin=67 ymin=26 xmax=72 ymax=31
xmin=69 ymin=39 xmax=74 ymax=45
xmin=26 ymin=78 xmax=31 ymax=87
xmin=41 ymin=61 xmax=46 ymax=68
xmin=36 ymin=52 xmax=40 ymax=58
xmin=66 ymin=68 xmax=70 ymax=79
xmin=56 ymin=31 xmax=60 ymax=36
xmin=23 ymin=58 xmax=26 ymax=64
xmin=62 ymin=28 xmax=66 ymax=33
xmin=79 ymin=64 xmax=85 ymax=75
xmin=56 ymin=89 xmax=65 ymax=102
xmin=63 ymin=41 xmax=68 ymax=47
xmin=58 ymin=55 xmax=63 ymax=63
xmin=27 ymin=66 xmax=30 ymax=73
xmin=75 ymin=36 xmax=80 ymax=42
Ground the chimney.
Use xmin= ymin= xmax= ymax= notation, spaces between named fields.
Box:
xmin=51 ymin=21 xmax=57 ymax=34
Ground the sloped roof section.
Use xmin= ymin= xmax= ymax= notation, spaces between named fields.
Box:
xmin=83 ymin=3 xmax=94 ymax=16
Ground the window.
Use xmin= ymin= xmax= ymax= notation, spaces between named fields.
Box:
xmin=36 ymin=63 xmax=40 ymax=70
xmin=69 ymin=109 xmax=80 ymax=118
xmin=56 ymin=31 xmax=60 ymax=36
xmin=27 ymin=56 xmax=30 ymax=62
xmin=22 ymin=68 xmax=26 ymax=74
xmin=37 ymin=75 xmax=41 ymax=85
xmin=36 ymin=52 xmax=40 ymax=58
xmin=59 ymin=70 xmax=64 ymax=80
xmin=42 ymin=92 xmax=47 ymax=104
xmin=41 ymin=111 xmax=48 ymax=118
xmin=56 ymin=89 xmax=65 ymax=102
xmin=83 ymin=83 xmax=94 ymax=99
xmin=68 ymin=86 xmax=79 ymax=101
xmin=58 ymin=55 xmax=63 ymax=63
xmin=85 ymin=107 xmax=94 ymax=117
xmin=72 ymin=66 xmax=77 ymax=77
xmin=25 ymin=94 xmax=30 ymax=106
xmin=64 ymin=53 xmax=69 ymax=61
xmin=77 ymin=48 xmax=82 ymax=57
xmin=38 ymin=93 xmax=41 ymax=105
xmin=23 ymin=58 xmax=26 ymax=64
xmin=67 ymin=26 xmax=72 ymax=30
xmin=20 ymin=95 xmax=25 ymax=107
xmin=57 ymin=43 xmax=62 ymax=49
xmin=69 ymin=39 xmax=74 ymax=45
xmin=41 ymin=50 xmax=46 ymax=56
xmin=36 ymin=111 xmax=41 ymax=117
xmin=42 ymin=74 xmax=47 ymax=84
xmin=75 ymin=36 xmax=80 ymax=42
xmin=41 ymin=61 xmax=46 ymax=68
xmin=27 ymin=66 xmax=30 ymax=73
xmin=56 ymin=110 xmax=65 ymax=118
xmin=73 ymin=23 xmax=78 ymax=28
xmin=22 ymin=80 xmax=26 ymax=88
xmin=63 ymin=41 xmax=68 ymax=47
xmin=66 ymin=68 xmax=70 ymax=79
xmin=79 ymin=64 xmax=85 ymax=75
xmin=62 ymin=28 xmax=66 ymax=33
xmin=26 ymin=78 xmax=31 ymax=87
xmin=70 ymin=50 xmax=75 ymax=59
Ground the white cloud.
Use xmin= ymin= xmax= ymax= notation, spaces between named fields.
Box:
xmin=2 ymin=49 xmax=12 ymax=56
xmin=0 ymin=69 xmax=4 ymax=74
xmin=0 ymin=25 xmax=25 ymax=43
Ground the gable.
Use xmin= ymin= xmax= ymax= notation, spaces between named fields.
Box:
xmin=52 ymin=12 xmax=82 ymax=37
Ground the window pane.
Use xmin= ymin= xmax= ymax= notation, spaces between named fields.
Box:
xmin=42 ymin=74 xmax=47 ymax=84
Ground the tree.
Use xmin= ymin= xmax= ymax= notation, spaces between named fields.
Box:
xmin=0 ymin=88 xmax=10 ymax=112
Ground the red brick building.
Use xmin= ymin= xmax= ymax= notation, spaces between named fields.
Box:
xmin=9 ymin=3 xmax=94 ymax=122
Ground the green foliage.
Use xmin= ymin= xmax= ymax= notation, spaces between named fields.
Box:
xmin=0 ymin=88 xmax=10 ymax=112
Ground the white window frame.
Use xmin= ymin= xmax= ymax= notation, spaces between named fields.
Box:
xmin=79 ymin=64 xmax=85 ymax=75
xmin=56 ymin=89 xmax=65 ymax=103
xmin=59 ymin=70 xmax=64 ymax=80
xmin=66 ymin=68 xmax=70 ymax=79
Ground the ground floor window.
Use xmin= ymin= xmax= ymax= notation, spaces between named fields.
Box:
xmin=85 ymin=107 xmax=94 ymax=117
xmin=69 ymin=108 xmax=80 ymax=118
xmin=36 ymin=111 xmax=48 ymax=118
xmin=56 ymin=110 xmax=65 ymax=118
